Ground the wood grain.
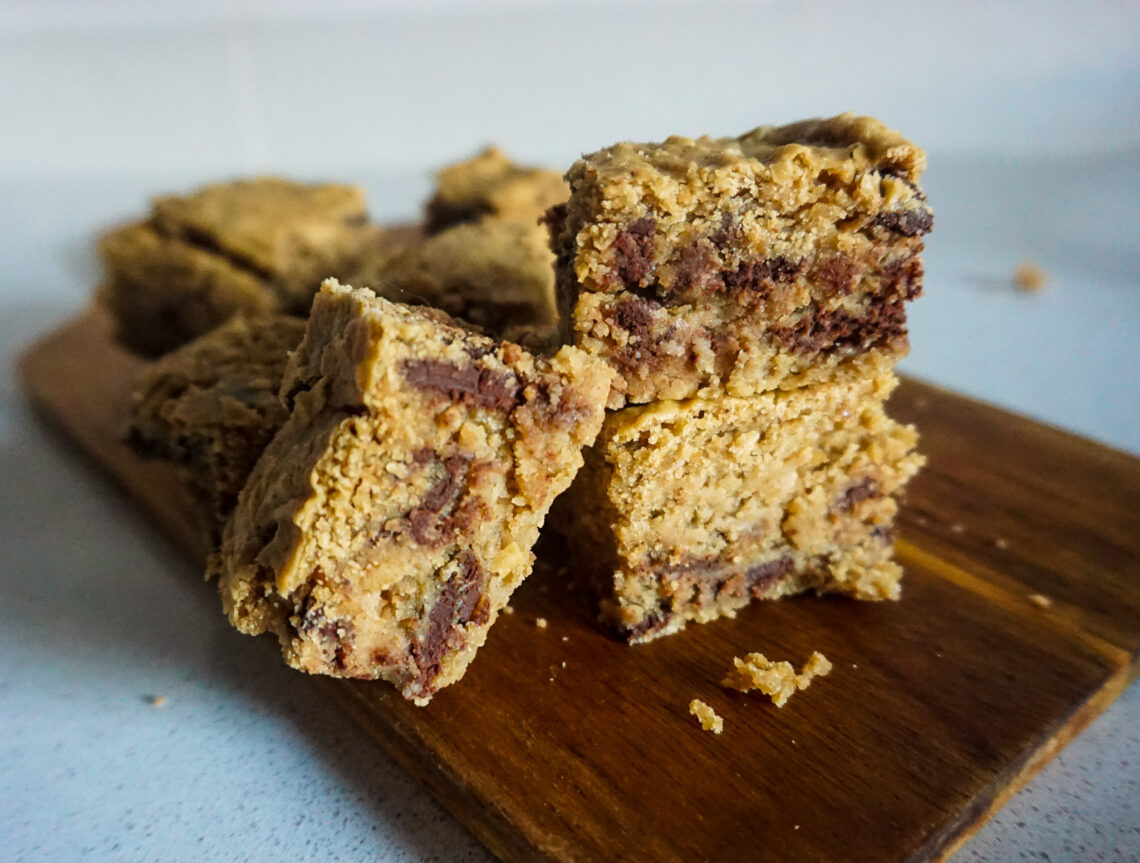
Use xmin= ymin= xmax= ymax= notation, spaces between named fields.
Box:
xmin=18 ymin=310 xmax=1140 ymax=863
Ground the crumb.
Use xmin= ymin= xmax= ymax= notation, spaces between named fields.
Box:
xmin=723 ymin=651 xmax=833 ymax=708
xmin=950 ymin=522 xmax=965 ymax=534
xmin=995 ymin=537 xmax=1010 ymax=550
xmin=1013 ymin=261 xmax=1047 ymax=292
xmin=794 ymin=825 xmax=800 ymax=830
xmin=560 ymin=661 xmax=566 ymax=668
xmin=502 ymin=605 xmax=514 ymax=615
xmin=147 ymin=695 xmax=167 ymax=708
xmin=560 ymin=636 xmax=568 ymax=642
xmin=689 ymin=699 xmax=724 ymax=734
xmin=1028 ymin=593 xmax=1054 ymax=609
xmin=535 ymin=617 xmax=548 ymax=629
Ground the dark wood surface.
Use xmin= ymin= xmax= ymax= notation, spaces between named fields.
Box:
xmin=19 ymin=310 xmax=1140 ymax=863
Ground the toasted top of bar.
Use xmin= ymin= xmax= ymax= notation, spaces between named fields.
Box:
xmin=426 ymin=147 xmax=568 ymax=231
xmin=571 ymin=114 xmax=926 ymax=194
xmin=98 ymin=220 xmax=272 ymax=302
xmin=151 ymin=177 xmax=368 ymax=279
xmin=282 ymin=279 xmax=610 ymax=423
xmin=369 ymin=219 xmax=557 ymax=331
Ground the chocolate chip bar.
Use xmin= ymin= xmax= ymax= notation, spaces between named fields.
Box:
xmin=212 ymin=280 xmax=612 ymax=703
xmin=559 ymin=358 xmax=923 ymax=642
xmin=99 ymin=177 xmax=375 ymax=356
xmin=547 ymin=114 xmax=932 ymax=407
xmin=425 ymin=146 xmax=568 ymax=233
xmin=127 ymin=314 xmax=306 ymax=540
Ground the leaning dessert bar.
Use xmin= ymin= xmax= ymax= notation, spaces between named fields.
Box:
xmin=564 ymin=358 xmax=923 ymax=642
xmin=547 ymin=114 xmax=932 ymax=407
xmin=211 ymin=280 xmax=612 ymax=703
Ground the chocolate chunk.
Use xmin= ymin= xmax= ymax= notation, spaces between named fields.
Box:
xmin=675 ymin=242 xmax=714 ymax=291
xmin=709 ymin=213 xmax=737 ymax=249
xmin=874 ymin=207 xmax=934 ymax=237
xmin=745 ymin=555 xmax=794 ymax=597
xmin=837 ymin=478 xmax=879 ymax=511
xmin=724 ymin=256 xmax=803 ymax=294
xmin=611 ymin=217 xmax=656 ymax=287
xmin=402 ymin=359 xmax=520 ymax=412
xmin=411 ymin=551 xmax=488 ymax=687
xmin=883 ymin=254 xmax=924 ymax=301
xmin=611 ymin=296 xmax=655 ymax=342
xmin=770 ymin=293 xmax=909 ymax=355
xmin=422 ymin=455 xmax=471 ymax=513
xmin=812 ymin=255 xmax=857 ymax=295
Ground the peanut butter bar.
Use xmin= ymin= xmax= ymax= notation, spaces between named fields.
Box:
xmin=425 ymin=146 xmax=568 ymax=233
xmin=547 ymin=114 xmax=932 ymax=407
xmin=99 ymin=177 xmax=375 ymax=355
xmin=212 ymin=280 xmax=612 ymax=703
xmin=127 ymin=314 xmax=305 ymax=539
xmin=97 ymin=222 xmax=277 ymax=357
xmin=363 ymin=219 xmax=557 ymax=333
xmin=558 ymin=358 xmax=923 ymax=642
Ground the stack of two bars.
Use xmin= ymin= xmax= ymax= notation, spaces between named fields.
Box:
xmin=546 ymin=114 xmax=931 ymax=642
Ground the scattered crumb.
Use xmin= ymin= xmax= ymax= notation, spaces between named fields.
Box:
xmin=1028 ymin=593 xmax=1054 ymax=609
xmin=1013 ymin=261 xmax=1047 ymax=292
xmin=560 ymin=661 xmax=566 ymax=668
xmin=949 ymin=522 xmax=965 ymax=534
xmin=502 ymin=605 xmax=514 ymax=615
xmin=914 ymin=515 xmax=930 ymax=528
xmin=723 ymin=651 xmax=833 ymax=708
xmin=146 ymin=695 xmax=167 ymax=708
xmin=534 ymin=617 xmax=548 ymax=629
xmin=794 ymin=825 xmax=800 ymax=831
xmin=689 ymin=699 xmax=724 ymax=734
xmin=560 ymin=636 xmax=569 ymax=642
xmin=994 ymin=537 xmax=1010 ymax=550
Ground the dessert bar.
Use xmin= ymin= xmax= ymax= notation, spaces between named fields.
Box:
xmin=546 ymin=114 xmax=932 ymax=407
xmin=212 ymin=280 xmax=612 ymax=702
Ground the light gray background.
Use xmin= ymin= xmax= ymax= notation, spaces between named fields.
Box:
xmin=1 ymin=1 xmax=1137 ymax=860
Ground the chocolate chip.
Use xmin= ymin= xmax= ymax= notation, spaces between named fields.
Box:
xmin=611 ymin=296 xmax=655 ymax=343
xmin=812 ymin=255 xmax=857 ymax=295
xmin=709 ymin=213 xmax=737 ymax=249
xmin=422 ymin=455 xmax=471 ymax=513
xmin=675 ymin=242 xmax=713 ymax=291
xmin=724 ymin=256 xmax=803 ymax=294
xmin=612 ymin=217 xmax=656 ymax=287
xmin=411 ymin=551 xmax=488 ymax=687
xmin=745 ymin=555 xmax=794 ymax=597
xmin=770 ymin=293 xmax=909 ymax=355
xmin=402 ymin=359 xmax=520 ymax=412
xmin=874 ymin=207 xmax=934 ymax=237
xmin=837 ymin=478 xmax=879 ymax=511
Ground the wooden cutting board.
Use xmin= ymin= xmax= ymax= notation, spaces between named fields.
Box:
xmin=18 ymin=309 xmax=1140 ymax=863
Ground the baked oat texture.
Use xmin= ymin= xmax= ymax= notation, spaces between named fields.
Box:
xmin=99 ymin=177 xmax=375 ymax=356
xmin=723 ymin=651 xmax=833 ymax=707
xmin=362 ymin=219 xmax=557 ymax=333
xmin=425 ymin=146 xmax=568 ymax=233
xmin=546 ymin=113 xmax=932 ymax=407
xmin=127 ymin=314 xmax=306 ymax=540
xmin=559 ymin=358 xmax=924 ymax=642
xmin=689 ymin=699 xmax=724 ymax=734
xmin=212 ymin=279 xmax=613 ymax=704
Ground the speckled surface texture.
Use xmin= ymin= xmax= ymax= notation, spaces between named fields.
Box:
xmin=2 ymin=2 xmax=1139 ymax=860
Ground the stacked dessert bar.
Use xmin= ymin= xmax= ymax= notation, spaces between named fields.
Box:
xmin=546 ymin=114 xmax=930 ymax=641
